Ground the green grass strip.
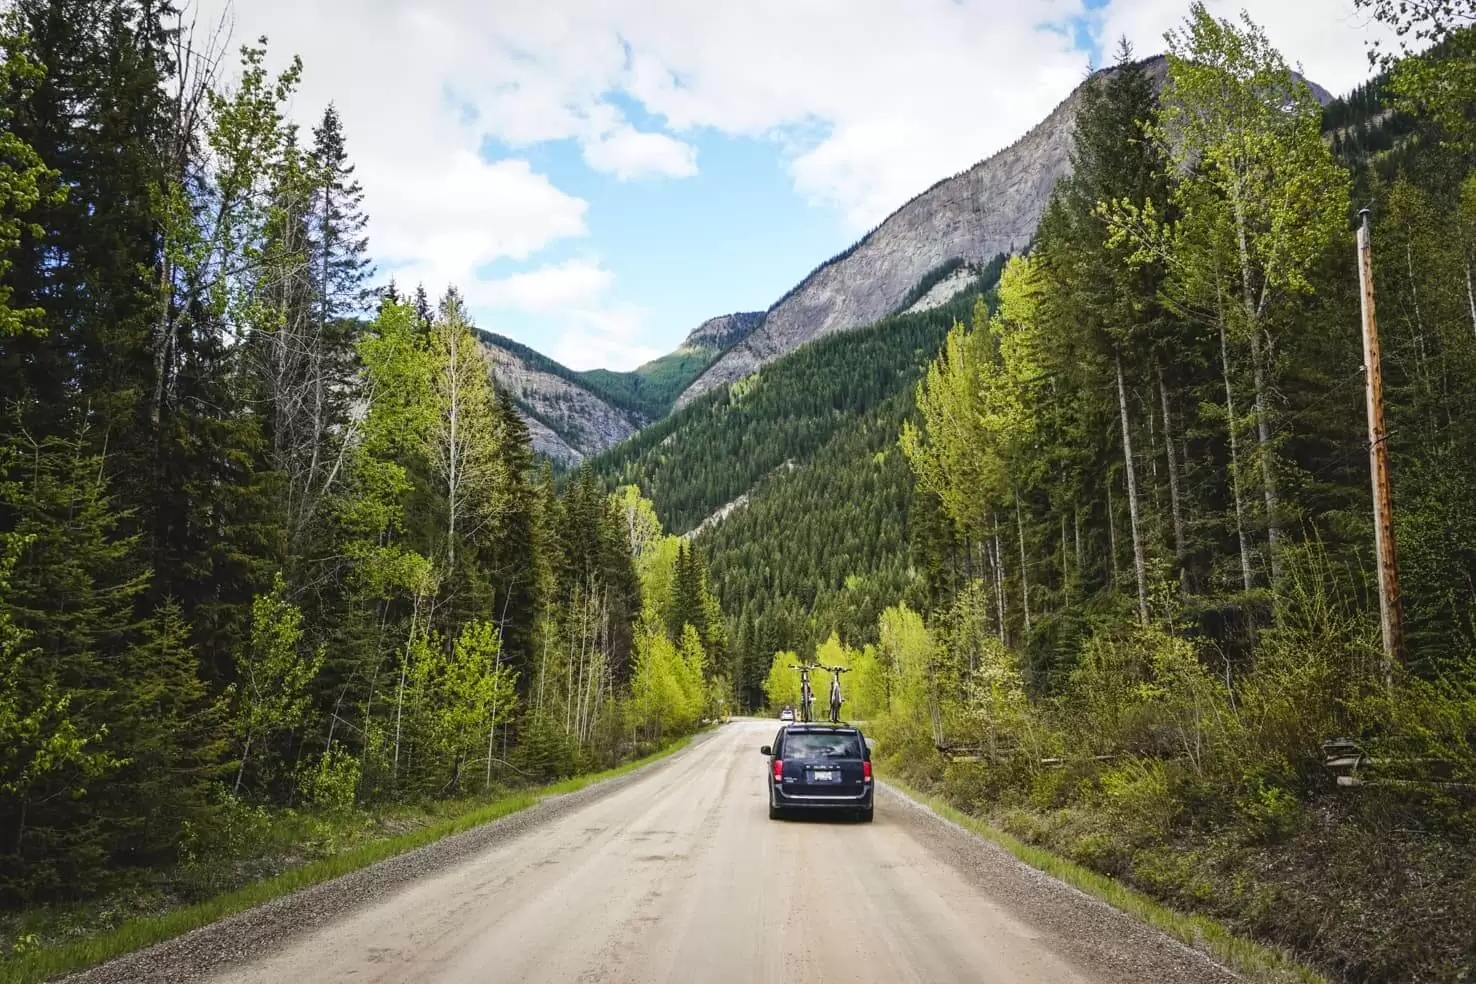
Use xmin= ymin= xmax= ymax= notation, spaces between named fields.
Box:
xmin=2 ymin=736 xmax=694 ymax=984
xmin=883 ymin=777 xmax=1328 ymax=984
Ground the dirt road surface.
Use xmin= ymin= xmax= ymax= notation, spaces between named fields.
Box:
xmin=163 ymin=719 xmax=1238 ymax=984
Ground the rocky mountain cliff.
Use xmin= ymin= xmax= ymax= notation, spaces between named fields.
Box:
xmin=479 ymin=334 xmax=640 ymax=467
xmin=674 ymin=55 xmax=1331 ymax=408
xmin=683 ymin=311 xmax=763 ymax=351
xmin=480 ymin=309 xmax=763 ymax=466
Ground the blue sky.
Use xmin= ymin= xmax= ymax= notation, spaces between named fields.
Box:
xmin=469 ymin=6 xmax=1113 ymax=370
xmin=474 ymin=117 xmax=857 ymax=367
xmin=202 ymin=0 xmax=1385 ymax=371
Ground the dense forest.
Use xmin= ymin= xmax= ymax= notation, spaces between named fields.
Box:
xmin=0 ymin=0 xmax=725 ymax=926
xmin=588 ymin=281 xmax=998 ymax=533
xmin=792 ymin=6 xmax=1474 ymax=981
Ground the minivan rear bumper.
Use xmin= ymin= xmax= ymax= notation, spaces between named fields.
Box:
xmin=771 ymin=783 xmax=873 ymax=809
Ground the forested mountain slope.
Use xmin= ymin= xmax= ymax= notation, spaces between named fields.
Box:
xmin=479 ymin=332 xmax=641 ymax=466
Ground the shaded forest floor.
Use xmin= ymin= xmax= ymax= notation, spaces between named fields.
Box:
xmin=883 ymin=756 xmax=1476 ymax=983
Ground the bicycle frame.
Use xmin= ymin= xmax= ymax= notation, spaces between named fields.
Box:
xmin=822 ymin=665 xmax=850 ymax=723
xmin=789 ymin=664 xmax=818 ymax=723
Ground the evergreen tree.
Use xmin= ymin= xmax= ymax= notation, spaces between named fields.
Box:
xmin=310 ymin=103 xmax=373 ymax=319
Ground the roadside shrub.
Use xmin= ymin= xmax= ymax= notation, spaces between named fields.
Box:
xmin=1100 ymin=758 xmax=1180 ymax=845
xmin=508 ymin=715 xmax=584 ymax=781
xmin=178 ymin=789 xmax=272 ymax=868
xmin=1234 ymin=778 xmax=1303 ymax=844
xmin=295 ymin=743 xmax=361 ymax=814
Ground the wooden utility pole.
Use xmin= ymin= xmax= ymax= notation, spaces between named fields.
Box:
xmin=1356 ymin=208 xmax=1406 ymax=685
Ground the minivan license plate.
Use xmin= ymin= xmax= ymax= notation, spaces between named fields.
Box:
xmin=813 ymin=769 xmax=837 ymax=782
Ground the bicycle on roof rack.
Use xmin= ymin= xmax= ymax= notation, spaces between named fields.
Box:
xmin=788 ymin=663 xmax=819 ymax=723
xmin=818 ymin=664 xmax=851 ymax=724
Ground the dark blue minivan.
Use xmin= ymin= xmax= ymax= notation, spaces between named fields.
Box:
xmin=761 ymin=724 xmax=873 ymax=822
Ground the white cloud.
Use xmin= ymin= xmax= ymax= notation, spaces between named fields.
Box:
xmin=188 ymin=0 xmax=591 ymax=317
xmin=186 ymin=0 xmax=1392 ymax=362
xmin=467 ymin=260 xmax=657 ymax=371
xmin=549 ymin=304 xmax=662 ymax=372
xmin=581 ymin=123 xmax=698 ymax=181
xmin=1097 ymin=0 xmax=1394 ymax=97
xmin=219 ymin=0 xmax=1381 ymax=235
xmin=470 ymin=259 xmax=615 ymax=313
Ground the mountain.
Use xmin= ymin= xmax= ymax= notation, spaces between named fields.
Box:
xmin=584 ymin=55 xmax=1337 ymax=704
xmin=479 ymin=333 xmax=639 ymax=467
xmin=576 ymin=312 xmax=763 ymax=420
xmin=480 ymin=310 xmax=762 ymax=466
xmin=673 ymin=55 xmax=1332 ymax=410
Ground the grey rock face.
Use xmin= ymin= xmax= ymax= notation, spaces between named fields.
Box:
xmin=479 ymin=338 xmax=638 ymax=465
xmin=681 ymin=311 xmax=764 ymax=352
xmin=903 ymin=264 xmax=984 ymax=315
xmin=675 ymin=56 xmax=1331 ymax=409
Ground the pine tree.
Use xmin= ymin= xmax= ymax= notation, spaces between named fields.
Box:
xmin=310 ymin=103 xmax=373 ymax=319
xmin=0 ymin=426 xmax=145 ymax=900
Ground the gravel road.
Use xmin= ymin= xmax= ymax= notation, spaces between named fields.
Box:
xmin=68 ymin=720 xmax=1243 ymax=984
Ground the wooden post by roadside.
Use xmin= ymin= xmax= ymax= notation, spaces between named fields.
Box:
xmin=1356 ymin=208 xmax=1406 ymax=687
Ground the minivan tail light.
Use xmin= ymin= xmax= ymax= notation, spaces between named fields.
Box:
xmin=773 ymin=758 xmax=783 ymax=781
xmin=862 ymin=760 xmax=873 ymax=783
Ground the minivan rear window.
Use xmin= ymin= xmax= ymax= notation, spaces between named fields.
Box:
xmin=782 ymin=731 xmax=861 ymax=759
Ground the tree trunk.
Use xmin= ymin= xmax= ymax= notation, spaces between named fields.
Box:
xmin=1248 ymin=331 xmax=1281 ymax=584
xmin=1060 ymin=512 xmax=1070 ymax=597
xmin=1158 ymin=369 xmax=1186 ymax=569
xmin=394 ymin=606 xmax=417 ymax=781
xmin=991 ymin=523 xmax=1007 ymax=644
xmin=446 ymin=331 xmax=459 ymax=573
xmin=1407 ymin=242 xmax=1432 ymax=392
xmin=1235 ymin=201 xmax=1281 ymax=585
xmin=1220 ymin=315 xmax=1255 ymax=593
xmin=1014 ymin=492 xmax=1031 ymax=638
xmin=1106 ymin=476 xmax=1120 ymax=589
xmin=1466 ymin=260 xmax=1476 ymax=337
xmin=234 ymin=732 xmax=253 ymax=795
xmin=1073 ymin=504 xmax=1082 ymax=582
xmin=1116 ymin=355 xmax=1149 ymax=623
xmin=150 ymin=261 xmax=175 ymax=427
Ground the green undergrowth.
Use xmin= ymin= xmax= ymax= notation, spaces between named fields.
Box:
xmin=0 ymin=736 xmax=695 ymax=984
xmin=883 ymin=774 xmax=1328 ymax=984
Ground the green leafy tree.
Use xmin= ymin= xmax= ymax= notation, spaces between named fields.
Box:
xmin=1107 ymin=4 xmax=1351 ymax=586
xmin=234 ymin=573 xmax=323 ymax=794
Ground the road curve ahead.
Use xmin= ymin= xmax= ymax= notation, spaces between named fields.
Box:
xmin=206 ymin=720 xmax=1238 ymax=984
